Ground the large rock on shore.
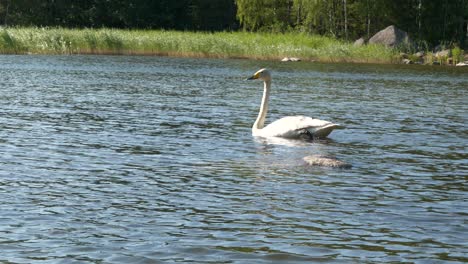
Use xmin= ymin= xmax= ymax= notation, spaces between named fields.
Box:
xmin=369 ymin=25 xmax=411 ymax=48
xmin=402 ymin=58 xmax=413 ymax=64
xmin=353 ymin=37 xmax=366 ymax=47
xmin=435 ymin=49 xmax=450 ymax=58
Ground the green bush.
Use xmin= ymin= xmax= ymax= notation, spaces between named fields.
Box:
xmin=451 ymin=46 xmax=462 ymax=64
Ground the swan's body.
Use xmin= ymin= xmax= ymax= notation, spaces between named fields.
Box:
xmin=247 ymin=68 xmax=343 ymax=139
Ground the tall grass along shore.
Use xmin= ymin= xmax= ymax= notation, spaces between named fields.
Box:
xmin=0 ymin=27 xmax=397 ymax=63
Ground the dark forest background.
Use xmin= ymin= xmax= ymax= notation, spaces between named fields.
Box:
xmin=1 ymin=0 xmax=467 ymax=48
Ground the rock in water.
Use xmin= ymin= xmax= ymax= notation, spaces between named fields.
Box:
xmin=303 ymin=155 xmax=351 ymax=168
xmin=281 ymin=57 xmax=301 ymax=62
xmin=368 ymin=25 xmax=411 ymax=48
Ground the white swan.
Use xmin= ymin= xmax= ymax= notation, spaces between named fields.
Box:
xmin=246 ymin=68 xmax=343 ymax=139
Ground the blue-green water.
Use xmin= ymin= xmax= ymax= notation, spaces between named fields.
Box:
xmin=0 ymin=55 xmax=467 ymax=263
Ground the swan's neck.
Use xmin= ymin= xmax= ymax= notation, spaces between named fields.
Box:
xmin=253 ymin=79 xmax=271 ymax=131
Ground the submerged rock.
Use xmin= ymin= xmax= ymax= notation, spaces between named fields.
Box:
xmin=369 ymin=25 xmax=411 ymax=48
xmin=303 ymin=155 xmax=351 ymax=168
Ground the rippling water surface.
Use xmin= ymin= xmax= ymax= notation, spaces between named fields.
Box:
xmin=0 ymin=55 xmax=466 ymax=263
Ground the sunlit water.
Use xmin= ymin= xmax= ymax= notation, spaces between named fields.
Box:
xmin=0 ymin=55 xmax=466 ymax=263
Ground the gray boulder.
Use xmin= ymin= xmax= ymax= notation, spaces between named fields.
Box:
xmin=434 ymin=44 xmax=445 ymax=53
xmin=402 ymin=58 xmax=413 ymax=64
xmin=414 ymin=51 xmax=425 ymax=58
xmin=435 ymin=49 xmax=450 ymax=58
xmin=369 ymin=25 xmax=411 ymax=48
xmin=353 ymin=37 xmax=366 ymax=47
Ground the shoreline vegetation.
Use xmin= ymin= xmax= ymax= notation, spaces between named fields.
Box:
xmin=0 ymin=27 xmax=398 ymax=64
xmin=0 ymin=27 xmax=466 ymax=66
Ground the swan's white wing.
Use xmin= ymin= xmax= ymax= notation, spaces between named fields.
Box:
xmin=256 ymin=115 xmax=343 ymax=139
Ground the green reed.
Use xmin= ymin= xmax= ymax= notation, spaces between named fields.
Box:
xmin=0 ymin=27 xmax=397 ymax=63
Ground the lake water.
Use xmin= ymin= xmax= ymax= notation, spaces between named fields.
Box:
xmin=0 ymin=55 xmax=466 ymax=263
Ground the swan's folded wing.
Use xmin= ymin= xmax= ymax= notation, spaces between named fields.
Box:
xmin=261 ymin=116 xmax=342 ymax=138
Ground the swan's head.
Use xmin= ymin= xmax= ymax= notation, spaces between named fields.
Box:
xmin=246 ymin=68 xmax=271 ymax=81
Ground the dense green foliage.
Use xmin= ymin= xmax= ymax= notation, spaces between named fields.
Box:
xmin=0 ymin=0 xmax=467 ymax=47
xmin=0 ymin=27 xmax=397 ymax=63
xmin=0 ymin=0 xmax=237 ymax=30
xmin=236 ymin=0 xmax=468 ymax=48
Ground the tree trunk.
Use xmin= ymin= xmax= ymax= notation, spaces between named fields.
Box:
xmin=343 ymin=0 xmax=348 ymax=40
xmin=4 ymin=0 xmax=11 ymax=26
xmin=366 ymin=0 xmax=370 ymax=39
xmin=296 ymin=1 xmax=301 ymax=26
xmin=443 ymin=0 xmax=448 ymax=40
xmin=328 ymin=1 xmax=333 ymax=36
xmin=417 ymin=0 xmax=422 ymax=40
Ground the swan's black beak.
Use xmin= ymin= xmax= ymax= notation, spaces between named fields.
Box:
xmin=246 ymin=74 xmax=259 ymax=80
xmin=246 ymin=70 xmax=261 ymax=80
